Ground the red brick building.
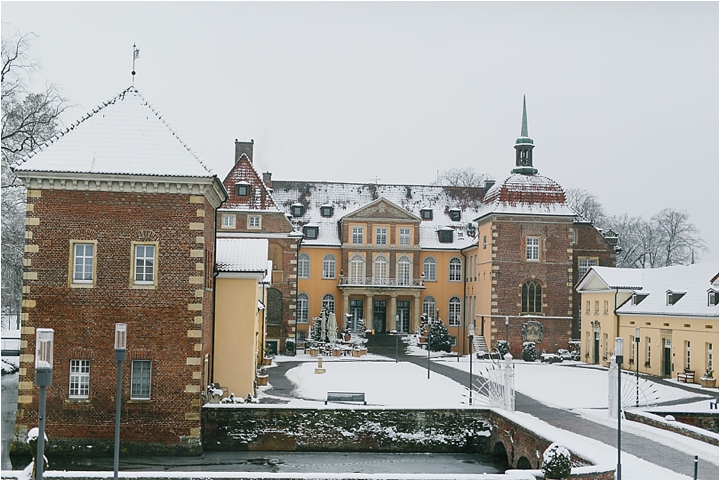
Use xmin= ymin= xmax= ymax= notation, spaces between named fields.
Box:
xmin=11 ymin=87 xmax=227 ymax=457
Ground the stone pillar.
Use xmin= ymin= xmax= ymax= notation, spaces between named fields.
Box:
xmin=390 ymin=296 xmax=397 ymax=332
xmin=412 ymin=293 xmax=421 ymax=333
xmin=366 ymin=295 xmax=374 ymax=332
xmin=608 ymin=355 xmax=618 ymax=419
xmin=504 ymin=353 xmax=515 ymax=412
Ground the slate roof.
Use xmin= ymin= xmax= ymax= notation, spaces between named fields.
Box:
xmin=221 ymin=154 xmax=281 ymax=212
xmin=14 ymin=87 xmax=215 ymax=178
xmin=216 ymin=238 xmax=269 ymax=273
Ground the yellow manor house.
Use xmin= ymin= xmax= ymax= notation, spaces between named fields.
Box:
xmin=576 ymin=263 xmax=719 ymax=385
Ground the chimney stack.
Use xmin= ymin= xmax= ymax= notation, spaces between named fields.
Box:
xmin=262 ymin=172 xmax=273 ymax=188
xmin=235 ymin=139 xmax=254 ymax=164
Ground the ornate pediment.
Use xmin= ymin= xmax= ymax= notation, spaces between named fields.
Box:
xmin=343 ymin=197 xmax=420 ymax=222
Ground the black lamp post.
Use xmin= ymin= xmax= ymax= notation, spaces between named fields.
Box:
xmin=468 ymin=324 xmax=475 ymax=405
xmin=615 ymin=337 xmax=624 ymax=480
xmin=394 ymin=315 xmax=399 ymax=363
xmin=114 ymin=323 xmax=127 ymax=480
xmin=635 ymin=327 xmax=640 ymax=408
xmin=34 ymin=328 xmax=54 ymax=480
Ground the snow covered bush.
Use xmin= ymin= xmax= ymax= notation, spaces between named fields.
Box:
xmin=428 ymin=322 xmax=452 ymax=352
xmin=497 ymin=340 xmax=510 ymax=356
xmin=2 ymin=358 xmax=19 ymax=374
xmin=522 ymin=341 xmax=537 ymax=362
xmin=541 ymin=442 xmax=572 ymax=479
xmin=285 ymin=339 xmax=296 ymax=356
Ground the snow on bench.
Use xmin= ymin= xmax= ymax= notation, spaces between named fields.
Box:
xmin=676 ymin=369 xmax=695 ymax=383
xmin=325 ymin=391 xmax=366 ymax=405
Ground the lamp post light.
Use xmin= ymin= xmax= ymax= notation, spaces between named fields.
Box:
xmin=394 ymin=315 xmax=399 ymax=363
xmin=468 ymin=324 xmax=475 ymax=405
xmin=615 ymin=337 xmax=624 ymax=480
xmin=635 ymin=327 xmax=640 ymax=408
xmin=34 ymin=328 xmax=54 ymax=480
xmin=114 ymin=323 xmax=127 ymax=480
xmin=505 ymin=316 xmax=509 ymax=351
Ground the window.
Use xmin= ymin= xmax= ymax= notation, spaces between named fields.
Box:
xmin=420 ymin=209 xmax=433 ymax=220
xmin=397 ymin=255 xmax=411 ymax=286
xmin=448 ymin=296 xmax=461 ymax=326
xmin=423 ymin=257 xmax=436 ymax=281
xmin=422 ymin=296 xmax=436 ymax=321
xmin=438 ymin=229 xmax=453 ymax=243
xmin=709 ymin=290 xmax=718 ymax=306
xmin=579 ymin=258 xmax=597 ymax=279
xmin=320 ymin=205 xmax=333 ymax=217
xmin=221 ymin=214 xmax=236 ymax=229
xmin=708 ymin=343 xmax=714 ymax=372
xmin=322 ymin=294 xmax=335 ymax=314
xmin=603 ymin=300 xmax=609 ymax=315
xmin=449 ymin=208 xmax=461 ymax=222
xmin=666 ymin=290 xmax=686 ymax=306
xmin=630 ymin=336 xmax=636 ymax=363
xmin=349 ymin=254 xmax=365 ymax=284
xmin=399 ymin=228 xmax=411 ymax=246
xmin=586 ymin=300 xmax=590 ymax=314
xmin=133 ymin=244 xmax=156 ymax=285
xmin=632 ymin=293 xmax=649 ymax=305
xmin=72 ymin=242 xmax=95 ymax=284
xmin=373 ymin=255 xmax=388 ymax=284
xmin=322 ymin=254 xmax=336 ymax=279
xmin=646 ymin=337 xmax=652 ymax=366
xmin=594 ymin=301 xmax=600 ymax=315
xmin=131 ymin=360 xmax=152 ymax=400
xmin=235 ymin=183 xmax=249 ymax=196
xmin=375 ymin=227 xmax=387 ymax=246
xmin=303 ymin=226 xmax=318 ymax=239
xmin=521 ymin=280 xmax=542 ymax=313
xmin=526 ymin=237 xmax=540 ymax=261
xmin=449 ymin=258 xmax=462 ymax=282
xmin=571 ymin=228 xmax=577 ymax=244
xmin=297 ymin=293 xmax=309 ymax=323
xmin=483 ymin=235 xmax=487 ymax=249
xmin=686 ymin=341 xmax=691 ymax=370
xmin=297 ymin=253 xmax=310 ymax=279
xmin=291 ymin=204 xmax=305 ymax=217
xmin=248 ymin=215 xmax=261 ymax=229
xmin=352 ymin=227 xmax=364 ymax=245
xmin=69 ymin=359 xmax=90 ymax=399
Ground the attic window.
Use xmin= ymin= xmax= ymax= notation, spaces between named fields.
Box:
xmin=666 ymin=290 xmax=686 ymax=306
xmin=291 ymin=204 xmax=305 ymax=217
xmin=449 ymin=208 xmax=461 ymax=222
xmin=235 ymin=182 xmax=249 ymax=196
xmin=320 ymin=205 xmax=334 ymax=217
xmin=303 ymin=225 xmax=319 ymax=240
xmin=421 ymin=209 xmax=433 ymax=221
xmin=406 ymin=187 xmax=412 ymax=197
xmin=438 ymin=229 xmax=453 ymax=244
xmin=632 ymin=293 xmax=649 ymax=306
xmin=709 ymin=289 xmax=719 ymax=306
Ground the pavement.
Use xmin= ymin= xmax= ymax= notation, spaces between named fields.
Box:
xmin=266 ymin=334 xmax=719 ymax=480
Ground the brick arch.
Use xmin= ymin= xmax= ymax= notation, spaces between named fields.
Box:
xmin=516 ymin=456 xmax=532 ymax=469
xmin=493 ymin=441 xmax=510 ymax=466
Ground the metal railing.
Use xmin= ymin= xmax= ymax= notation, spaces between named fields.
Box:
xmin=338 ymin=277 xmax=425 ymax=287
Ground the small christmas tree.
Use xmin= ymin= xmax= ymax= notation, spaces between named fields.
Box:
xmin=522 ymin=341 xmax=537 ymax=362
xmin=497 ymin=340 xmax=510 ymax=356
xmin=541 ymin=442 xmax=572 ymax=479
xmin=428 ymin=321 xmax=452 ymax=352
xmin=309 ymin=319 xmax=323 ymax=346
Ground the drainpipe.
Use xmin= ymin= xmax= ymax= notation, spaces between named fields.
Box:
xmin=294 ymin=235 xmax=303 ymax=353
xmin=461 ymin=249 xmax=468 ymax=356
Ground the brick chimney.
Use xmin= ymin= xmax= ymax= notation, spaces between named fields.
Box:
xmin=235 ymin=139 xmax=254 ymax=164
xmin=262 ymin=172 xmax=273 ymax=188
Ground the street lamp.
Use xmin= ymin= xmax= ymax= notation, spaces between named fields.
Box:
xmin=505 ymin=317 xmax=509 ymax=354
xmin=635 ymin=327 xmax=640 ymax=408
xmin=468 ymin=324 xmax=475 ymax=405
xmin=34 ymin=328 xmax=54 ymax=480
xmin=615 ymin=337 xmax=624 ymax=480
xmin=394 ymin=315 xmax=399 ymax=363
xmin=114 ymin=323 xmax=127 ymax=480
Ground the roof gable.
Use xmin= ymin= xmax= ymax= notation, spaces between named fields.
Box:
xmin=344 ymin=197 xmax=420 ymax=222
xmin=221 ymin=153 xmax=280 ymax=212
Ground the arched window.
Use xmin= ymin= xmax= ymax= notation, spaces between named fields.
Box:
xmin=298 ymin=253 xmax=310 ymax=279
xmin=423 ymin=257 xmax=436 ymax=281
xmin=521 ymin=280 xmax=542 ymax=314
xmin=322 ymin=294 xmax=335 ymax=314
xmin=422 ymin=296 xmax=436 ymax=321
xmin=322 ymin=254 xmax=336 ymax=279
xmin=297 ymin=293 xmax=309 ymax=323
xmin=448 ymin=296 xmax=461 ymax=326
xmin=397 ymin=255 xmax=411 ymax=285
xmin=449 ymin=257 xmax=462 ymax=282
xmin=373 ymin=254 xmax=388 ymax=284
xmin=349 ymin=254 xmax=365 ymax=284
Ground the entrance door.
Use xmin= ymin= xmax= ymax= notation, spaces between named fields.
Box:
xmin=397 ymin=301 xmax=410 ymax=333
xmin=350 ymin=299 xmax=364 ymax=332
xmin=373 ymin=300 xmax=386 ymax=333
xmin=664 ymin=338 xmax=672 ymax=377
xmin=593 ymin=332 xmax=600 ymax=364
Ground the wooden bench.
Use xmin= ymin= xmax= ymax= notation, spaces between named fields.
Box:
xmin=325 ymin=391 xmax=366 ymax=405
xmin=677 ymin=369 xmax=695 ymax=383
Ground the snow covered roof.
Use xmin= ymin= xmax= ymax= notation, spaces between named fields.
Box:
xmin=269 ymin=181 xmax=484 ymax=249
xmin=475 ymin=173 xmax=577 ymax=220
xmin=216 ymin=238 xmax=269 ymax=273
xmin=14 ymin=87 xmax=215 ymax=178
xmin=576 ymin=266 xmax=645 ymax=291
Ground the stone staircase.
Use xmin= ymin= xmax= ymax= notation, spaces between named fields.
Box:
xmin=473 ymin=335 xmax=489 ymax=354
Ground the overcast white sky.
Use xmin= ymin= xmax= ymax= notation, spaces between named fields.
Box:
xmin=2 ymin=1 xmax=718 ymax=261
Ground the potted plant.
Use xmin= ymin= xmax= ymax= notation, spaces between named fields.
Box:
xmin=701 ymin=367 xmax=716 ymax=388
xmin=256 ymin=368 xmax=269 ymax=386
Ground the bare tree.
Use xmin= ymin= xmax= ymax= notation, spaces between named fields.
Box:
xmin=1 ymin=30 xmax=67 ymax=312
xmin=651 ymin=208 xmax=708 ymax=266
xmin=436 ymin=167 xmax=489 ymax=188
xmin=565 ymin=187 xmax=606 ymax=224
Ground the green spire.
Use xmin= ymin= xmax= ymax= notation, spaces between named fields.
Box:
xmin=512 ymin=95 xmax=537 ymax=175
xmin=521 ymin=95 xmax=528 ymax=138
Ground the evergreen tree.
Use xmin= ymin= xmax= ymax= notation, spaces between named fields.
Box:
xmin=428 ymin=321 xmax=452 ymax=352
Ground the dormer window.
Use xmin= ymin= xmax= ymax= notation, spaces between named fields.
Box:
xmin=666 ymin=290 xmax=686 ymax=306
xmin=709 ymin=289 xmax=719 ymax=306
xmin=320 ymin=205 xmax=334 ymax=217
xmin=438 ymin=229 xmax=453 ymax=243
xmin=632 ymin=293 xmax=649 ymax=305
xmin=449 ymin=208 xmax=461 ymax=222
xmin=420 ymin=209 xmax=433 ymax=221
xmin=235 ymin=182 xmax=250 ymax=196
xmin=291 ymin=203 xmax=305 ymax=217
xmin=303 ymin=225 xmax=319 ymax=240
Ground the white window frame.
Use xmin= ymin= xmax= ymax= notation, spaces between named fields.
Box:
xmin=579 ymin=258 xmax=597 ymax=279
xmin=248 ymin=215 xmax=261 ymax=229
xmin=131 ymin=360 xmax=152 ymax=400
xmin=423 ymin=257 xmax=436 ymax=282
xmin=352 ymin=227 xmax=364 ymax=245
xmin=221 ymin=214 xmax=236 ymax=229
xmin=399 ymin=228 xmax=411 ymax=246
xmin=297 ymin=293 xmax=309 ymax=323
xmin=422 ymin=296 xmax=436 ymax=321
xmin=526 ymin=236 xmax=540 ymax=261
xmin=322 ymin=254 xmax=336 ymax=279
xmin=449 ymin=257 xmax=462 ymax=282
xmin=373 ymin=255 xmax=389 ymax=284
xmin=72 ymin=242 xmax=96 ymax=284
xmin=322 ymin=293 xmax=335 ymax=314
xmin=686 ymin=341 xmax=691 ymax=370
xmin=297 ymin=254 xmax=310 ymax=279
xmin=708 ymin=342 xmax=714 ymax=372
xmin=375 ymin=227 xmax=387 ymax=246
xmin=448 ymin=296 xmax=461 ymax=326
xmin=133 ymin=243 xmax=157 ymax=285
xmin=349 ymin=254 xmax=365 ymax=284
xmin=397 ymin=255 xmax=411 ymax=286
xmin=69 ymin=359 xmax=90 ymax=399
